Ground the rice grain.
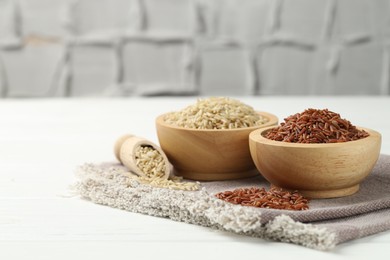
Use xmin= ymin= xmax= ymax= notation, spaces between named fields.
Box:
xmin=164 ymin=97 xmax=269 ymax=129
xmin=133 ymin=145 xmax=199 ymax=191
xmin=265 ymin=108 xmax=369 ymax=143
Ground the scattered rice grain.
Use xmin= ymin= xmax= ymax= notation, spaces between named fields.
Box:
xmin=215 ymin=187 xmax=309 ymax=210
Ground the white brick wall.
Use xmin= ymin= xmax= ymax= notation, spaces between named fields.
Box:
xmin=67 ymin=44 xmax=119 ymax=96
xmin=0 ymin=43 xmax=64 ymax=97
xmin=0 ymin=0 xmax=389 ymax=97
xmin=0 ymin=0 xmax=21 ymax=47
xmin=122 ymin=40 xmax=196 ymax=95
xmin=200 ymin=46 xmax=253 ymax=95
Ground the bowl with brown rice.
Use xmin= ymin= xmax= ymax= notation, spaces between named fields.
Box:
xmin=155 ymin=97 xmax=278 ymax=181
xmin=249 ymin=108 xmax=382 ymax=199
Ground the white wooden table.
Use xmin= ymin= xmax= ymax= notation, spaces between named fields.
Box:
xmin=1 ymin=97 xmax=389 ymax=260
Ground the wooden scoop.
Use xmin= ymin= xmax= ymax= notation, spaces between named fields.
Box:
xmin=114 ymin=134 xmax=171 ymax=179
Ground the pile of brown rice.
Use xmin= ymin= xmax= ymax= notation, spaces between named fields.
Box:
xmin=164 ymin=97 xmax=269 ymax=129
xmin=265 ymin=108 xmax=369 ymax=143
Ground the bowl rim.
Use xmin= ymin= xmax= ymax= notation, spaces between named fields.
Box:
xmin=249 ymin=126 xmax=381 ymax=148
xmin=156 ymin=111 xmax=279 ymax=132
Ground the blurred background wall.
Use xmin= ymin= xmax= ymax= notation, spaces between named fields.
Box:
xmin=0 ymin=0 xmax=389 ymax=97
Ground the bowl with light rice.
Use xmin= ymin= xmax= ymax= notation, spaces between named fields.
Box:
xmin=155 ymin=97 xmax=278 ymax=181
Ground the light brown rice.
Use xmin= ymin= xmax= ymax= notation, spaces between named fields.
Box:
xmin=164 ymin=97 xmax=269 ymax=129
xmin=132 ymin=145 xmax=199 ymax=191
xmin=135 ymin=145 xmax=166 ymax=178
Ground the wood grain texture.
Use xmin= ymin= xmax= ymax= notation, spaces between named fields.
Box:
xmin=249 ymin=126 xmax=382 ymax=198
xmin=156 ymin=111 xmax=278 ymax=181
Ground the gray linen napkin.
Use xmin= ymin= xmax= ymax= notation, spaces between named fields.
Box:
xmin=75 ymin=154 xmax=390 ymax=250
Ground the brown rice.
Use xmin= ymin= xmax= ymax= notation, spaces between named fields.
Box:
xmin=215 ymin=187 xmax=309 ymax=210
xmin=132 ymin=145 xmax=199 ymax=191
xmin=265 ymin=108 xmax=369 ymax=143
xmin=164 ymin=97 xmax=269 ymax=129
xmin=135 ymin=145 xmax=166 ymax=179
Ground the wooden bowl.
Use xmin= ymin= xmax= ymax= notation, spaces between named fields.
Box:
xmin=155 ymin=111 xmax=278 ymax=181
xmin=249 ymin=126 xmax=382 ymax=198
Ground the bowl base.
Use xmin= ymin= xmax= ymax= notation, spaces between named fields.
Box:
xmin=271 ymin=184 xmax=360 ymax=199
xmin=175 ymin=168 xmax=259 ymax=181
